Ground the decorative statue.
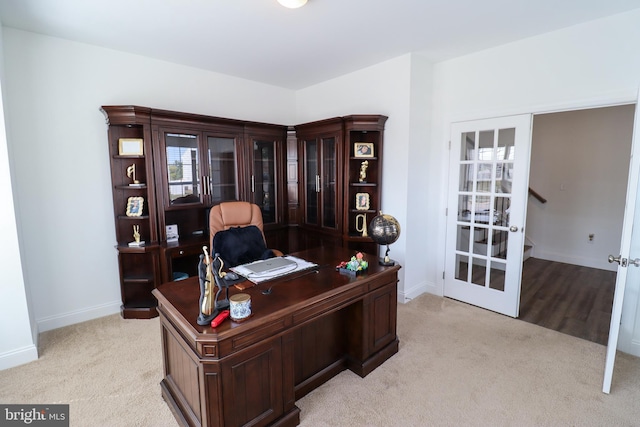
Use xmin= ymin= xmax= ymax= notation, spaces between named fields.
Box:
xmin=355 ymin=213 xmax=368 ymax=237
xmin=126 ymin=164 xmax=140 ymax=185
xmin=197 ymin=246 xmax=231 ymax=326
xmin=133 ymin=225 xmax=141 ymax=243
xmin=359 ymin=160 xmax=369 ymax=183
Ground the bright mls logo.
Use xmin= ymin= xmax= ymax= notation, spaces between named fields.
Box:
xmin=0 ymin=405 xmax=69 ymax=426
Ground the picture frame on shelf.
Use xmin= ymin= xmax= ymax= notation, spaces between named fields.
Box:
xmin=354 ymin=142 xmax=374 ymax=158
xmin=126 ymin=196 xmax=144 ymax=217
xmin=118 ymin=138 xmax=144 ymax=156
xmin=355 ymin=192 xmax=370 ymax=210
xmin=166 ymin=224 xmax=179 ymax=243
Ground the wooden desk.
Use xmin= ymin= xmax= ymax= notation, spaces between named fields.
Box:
xmin=152 ymin=246 xmax=400 ymax=427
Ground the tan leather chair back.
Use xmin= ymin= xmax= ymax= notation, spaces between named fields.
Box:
xmin=209 ymin=201 xmax=265 ymax=244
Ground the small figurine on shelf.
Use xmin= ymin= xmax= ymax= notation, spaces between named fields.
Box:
xmin=128 ymin=225 xmax=145 ymax=247
xmin=359 ymin=160 xmax=369 ymax=183
xmin=336 ymin=252 xmax=369 ymax=276
xmin=355 ymin=213 xmax=368 ymax=237
xmin=126 ymin=164 xmax=143 ymax=187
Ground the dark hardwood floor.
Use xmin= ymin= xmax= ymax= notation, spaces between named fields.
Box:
xmin=519 ymin=257 xmax=616 ymax=345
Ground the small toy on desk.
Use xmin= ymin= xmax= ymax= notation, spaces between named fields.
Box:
xmin=336 ymin=252 xmax=368 ymax=276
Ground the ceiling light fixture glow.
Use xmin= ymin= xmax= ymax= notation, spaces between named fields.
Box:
xmin=277 ymin=0 xmax=308 ymax=9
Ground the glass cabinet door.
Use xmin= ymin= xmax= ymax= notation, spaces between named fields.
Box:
xmin=321 ymin=137 xmax=337 ymax=229
xmin=164 ymin=133 xmax=202 ymax=206
xmin=207 ymin=136 xmax=238 ymax=204
xmin=304 ymin=139 xmax=319 ymax=226
xmin=303 ymin=137 xmax=338 ymax=230
xmin=252 ymin=140 xmax=276 ymax=224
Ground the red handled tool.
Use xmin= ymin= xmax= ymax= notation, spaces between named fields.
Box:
xmin=211 ymin=310 xmax=230 ymax=327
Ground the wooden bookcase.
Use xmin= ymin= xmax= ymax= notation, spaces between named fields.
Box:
xmin=102 ymin=106 xmax=160 ymax=319
xmin=102 ymin=106 xmax=287 ymax=318
xmin=103 ymin=106 xmax=386 ymax=318
xmin=343 ymin=115 xmax=388 ymax=254
xmin=296 ymin=115 xmax=387 ymax=255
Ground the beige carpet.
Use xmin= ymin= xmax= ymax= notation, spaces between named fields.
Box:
xmin=2 ymin=293 xmax=640 ymax=426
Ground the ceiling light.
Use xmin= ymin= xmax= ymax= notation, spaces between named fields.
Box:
xmin=277 ymin=0 xmax=308 ymax=9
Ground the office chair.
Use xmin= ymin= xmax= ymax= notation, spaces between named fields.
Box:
xmin=208 ymin=201 xmax=282 ymax=267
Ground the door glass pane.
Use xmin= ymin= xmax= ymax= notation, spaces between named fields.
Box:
xmin=455 ymin=254 xmax=469 ymax=281
xmin=489 ymin=261 xmax=506 ymax=291
xmin=476 ymin=164 xmax=493 ymax=192
xmin=475 ymin=195 xmax=491 ymax=223
xmin=493 ymin=230 xmax=508 ymax=260
xmin=253 ymin=140 xmax=276 ymax=224
xmin=471 ymin=260 xmax=486 ymax=287
xmin=478 ymin=130 xmax=494 ymax=160
xmin=461 ymin=132 xmax=476 ymax=161
xmin=166 ymin=133 xmax=200 ymax=205
xmin=305 ymin=140 xmax=318 ymax=225
xmin=459 ymin=164 xmax=474 ymax=191
xmin=498 ymin=128 xmax=515 ymax=160
xmin=472 ymin=226 xmax=488 ymax=256
xmin=458 ymin=195 xmax=472 ymax=222
xmin=495 ymin=162 xmax=513 ymax=193
xmin=496 ymin=128 xmax=515 ymax=194
xmin=207 ymin=137 xmax=237 ymax=203
xmin=322 ymin=137 xmax=337 ymax=228
xmin=456 ymin=225 xmax=470 ymax=252
xmin=495 ymin=196 xmax=510 ymax=226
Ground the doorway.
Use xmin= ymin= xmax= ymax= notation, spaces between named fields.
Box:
xmin=519 ymin=105 xmax=635 ymax=344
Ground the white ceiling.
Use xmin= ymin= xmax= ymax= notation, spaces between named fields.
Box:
xmin=1 ymin=0 xmax=640 ymax=90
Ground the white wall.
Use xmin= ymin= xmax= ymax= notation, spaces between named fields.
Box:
xmin=296 ymin=53 xmax=436 ymax=301
xmin=528 ymin=106 xmax=634 ymax=271
xmin=2 ymin=27 xmax=295 ymax=346
xmin=0 ymin=25 xmax=38 ymax=370
xmin=405 ymin=55 xmax=438 ymax=298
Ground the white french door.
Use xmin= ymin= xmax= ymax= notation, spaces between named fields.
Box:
xmin=444 ymin=115 xmax=532 ymax=317
xmin=603 ymin=92 xmax=640 ymax=393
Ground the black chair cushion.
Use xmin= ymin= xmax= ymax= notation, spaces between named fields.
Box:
xmin=212 ymin=225 xmax=274 ymax=267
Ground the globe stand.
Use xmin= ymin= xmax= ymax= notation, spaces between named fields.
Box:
xmin=379 ymin=244 xmax=395 ymax=266
xmin=368 ymin=212 xmax=400 ymax=267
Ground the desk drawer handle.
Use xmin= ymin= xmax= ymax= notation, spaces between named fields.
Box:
xmin=179 ymin=250 xmax=184 ymax=255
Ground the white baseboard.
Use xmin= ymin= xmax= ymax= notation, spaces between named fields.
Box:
xmin=0 ymin=344 xmax=38 ymax=371
xmin=37 ymin=301 xmax=122 ymax=332
xmin=533 ymin=250 xmax=616 ymax=272
xmin=398 ymin=279 xmax=439 ymax=303
xmin=618 ymin=338 xmax=640 ymax=358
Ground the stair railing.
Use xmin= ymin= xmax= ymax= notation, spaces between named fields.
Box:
xmin=528 ymin=187 xmax=547 ymax=204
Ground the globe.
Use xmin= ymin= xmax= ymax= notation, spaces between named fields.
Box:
xmin=368 ymin=213 xmax=401 ymax=265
